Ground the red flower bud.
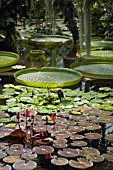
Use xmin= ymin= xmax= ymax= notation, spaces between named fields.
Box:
xmin=16 ymin=112 xmax=20 ymax=120
xmin=24 ymin=109 xmax=30 ymax=117
xmin=45 ymin=153 xmax=51 ymax=159
xmin=31 ymin=115 xmax=34 ymax=120
xmin=51 ymin=114 xmax=56 ymax=121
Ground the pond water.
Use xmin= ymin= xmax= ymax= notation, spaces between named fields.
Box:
xmin=0 ymin=42 xmax=113 ymax=170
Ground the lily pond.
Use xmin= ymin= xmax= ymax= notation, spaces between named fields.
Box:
xmin=1 ymin=83 xmax=113 ymax=170
xmin=1 ymin=39 xmax=113 ymax=170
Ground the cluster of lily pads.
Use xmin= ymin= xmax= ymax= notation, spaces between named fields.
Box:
xmin=0 ymin=84 xmax=113 ymax=169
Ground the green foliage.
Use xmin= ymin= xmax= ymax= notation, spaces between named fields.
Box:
xmin=91 ymin=2 xmax=113 ymax=38
xmin=0 ymin=0 xmax=24 ymax=51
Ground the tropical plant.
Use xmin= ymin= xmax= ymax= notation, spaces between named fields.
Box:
xmin=0 ymin=0 xmax=25 ymax=52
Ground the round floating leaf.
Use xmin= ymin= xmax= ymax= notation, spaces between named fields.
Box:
xmin=28 ymin=35 xmax=72 ymax=47
xmin=0 ymin=118 xmax=11 ymax=123
xmin=91 ymin=41 xmax=113 ymax=49
xmin=3 ymin=156 xmax=21 ymax=163
xmin=87 ymin=155 xmax=105 ymax=162
xmin=51 ymin=157 xmax=68 ymax=166
xmin=99 ymin=87 xmax=111 ymax=92
xmin=8 ymin=106 xmax=23 ymax=113
xmin=13 ymin=160 xmax=37 ymax=170
xmin=0 ymin=105 xmax=8 ymax=111
xmin=81 ymin=50 xmax=113 ymax=60
xmin=0 ymin=165 xmax=12 ymax=170
xmin=0 ymin=51 xmax=19 ymax=68
xmin=14 ymin=67 xmax=82 ymax=88
xmin=72 ymin=62 xmax=113 ymax=79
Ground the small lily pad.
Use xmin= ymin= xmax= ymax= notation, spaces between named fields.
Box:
xmin=99 ymin=87 xmax=111 ymax=92
xmin=8 ymin=107 xmax=23 ymax=113
xmin=0 ymin=118 xmax=11 ymax=123
xmin=3 ymin=156 xmax=21 ymax=163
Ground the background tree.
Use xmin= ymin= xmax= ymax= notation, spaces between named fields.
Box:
xmin=0 ymin=0 xmax=24 ymax=52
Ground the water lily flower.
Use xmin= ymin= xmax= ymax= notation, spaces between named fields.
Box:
xmin=45 ymin=153 xmax=51 ymax=159
xmin=24 ymin=109 xmax=30 ymax=117
xmin=12 ymin=65 xmax=26 ymax=69
xmin=51 ymin=114 xmax=56 ymax=121
xmin=3 ymin=84 xmax=15 ymax=88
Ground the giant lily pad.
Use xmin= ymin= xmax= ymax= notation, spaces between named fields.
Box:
xmin=71 ymin=61 xmax=113 ymax=79
xmin=91 ymin=40 xmax=113 ymax=50
xmin=28 ymin=35 xmax=72 ymax=47
xmin=80 ymin=50 xmax=113 ymax=60
xmin=14 ymin=67 xmax=82 ymax=88
xmin=0 ymin=51 xmax=19 ymax=68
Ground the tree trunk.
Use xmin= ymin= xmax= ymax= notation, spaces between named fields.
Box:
xmin=53 ymin=0 xmax=79 ymax=56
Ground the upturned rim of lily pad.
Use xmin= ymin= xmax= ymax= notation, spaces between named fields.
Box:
xmin=14 ymin=67 xmax=82 ymax=88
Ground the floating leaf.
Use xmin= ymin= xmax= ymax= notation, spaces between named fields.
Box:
xmin=3 ymin=156 xmax=21 ymax=163
xmin=14 ymin=67 xmax=82 ymax=88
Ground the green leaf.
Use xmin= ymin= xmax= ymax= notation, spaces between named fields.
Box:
xmin=8 ymin=107 xmax=22 ymax=113
xmin=0 ymin=118 xmax=11 ymax=123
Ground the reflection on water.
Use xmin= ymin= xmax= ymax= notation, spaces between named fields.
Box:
xmin=17 ymin=42 xmax=71 ymax=69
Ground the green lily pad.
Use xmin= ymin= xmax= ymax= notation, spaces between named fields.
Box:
xmin=90 ymin=99 xmax=104 ymax=104
xmin=6 ymin=98 xmax=17 ymax=103
xmin=59 ymin=100 xmax=74 ymax=109
xmin=38 ymin=108 xmax=52 ymax=114
xmin=0 ymin=118 xmax=11 ymax=123
xmin=91 ymin=41 xmax=113 ymax=49
xmin=28 ymin=35 xmax=72 ymax=47
xmin=19 ymin=96 xmax=32 ymax=102
xmin=103 ymin=105 xmax=113 ymax=111
xmin=0 ymin=105 xmax=8 ymax=111
xmin=8 ymin=106 xmax=23 ymax=113
xmin=42 ymin=115 xmax=52 ymax=121
xmin=72 ymin=62 xmax=113 ymax=79
xmin=14 ymin=67 xmax=82 ymax=88
xmin=99 ymin=87 xmax=111 ymax=92
xmin=0 ymin=51 xmax=19 ymax=68
xmin=0 ymin=94 xmax=10 ymax=99
xmin=4 ymin=123 xmax=17 ymax=128
xmin=81 ymin=50 xmax=113 ymax=60
xmin=70 ymin=111 xmax=81 ymax=115
xmin=14 ymin=85 xmax=27 ymax=92
xmin=97 ymin=93 xmax=108 ymax=98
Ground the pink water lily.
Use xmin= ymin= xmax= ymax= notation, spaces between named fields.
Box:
xmin=24 ymin=109 xmax=30 ymax=131
xmin=51 ymin=114 xmax=56 ymax=121
xmin=24 ymin=109 xmax=30 ymax=117
xmin=45 ymin=153 xmax=51 ymax=159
